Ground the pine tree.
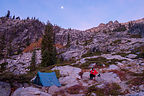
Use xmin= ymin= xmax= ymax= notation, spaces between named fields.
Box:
xmin=30 ymin=49 xmax=36 ymax=71
xmin=6 ymin=10 xmax=10 ymax=18
xmin=66 ymin=33 xmax=70 ymax=47
xmin=41 ymin=22 xmax=56 ymax=67
xmin=84 ymin=38 xmax=88 ymax=46
xmin=76 ymin=40 xmax=79 ymax=45
xmin=12 ymin=15 xmax=15 ymax=19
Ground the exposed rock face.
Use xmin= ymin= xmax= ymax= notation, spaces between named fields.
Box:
xmin=52 ymin=66 xmax=81 ymax=87
xmin=0 ymin=50 xmax=41 ymax=75
xmin=97 ymin=72 xmax=121 ymax=83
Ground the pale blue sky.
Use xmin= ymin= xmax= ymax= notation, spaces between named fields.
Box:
xmin=0 ymin=0 xmax=144 ymax=30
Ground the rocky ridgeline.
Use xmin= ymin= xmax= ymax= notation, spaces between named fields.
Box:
xmin=0 ymin=17 xmax=44 ymax=56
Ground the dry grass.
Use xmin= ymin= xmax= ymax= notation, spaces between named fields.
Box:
xmin=87 ymin=83 xmax=123 ymax=96
xmin=23 ymin=38 xmax=42 ymax=52
xmin=23 ymin=38 xmax=64 ymax=53
xmin=66 ymin=85 xmax=86 ymax=94
xmin=126 ymin=70 xmax=144 ymax=86
xmin=53 ymin=90 xmax=66 ymax=96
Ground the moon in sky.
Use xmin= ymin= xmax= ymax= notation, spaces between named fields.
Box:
xmin=60 ymin=6 xmax=64 ymax=9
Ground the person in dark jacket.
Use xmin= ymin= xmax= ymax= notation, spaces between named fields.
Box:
xmin=90 ymin=67 xmax=98 ymax=80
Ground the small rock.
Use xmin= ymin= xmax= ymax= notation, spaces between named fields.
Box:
xmin=117 ymin=62 xmax=124 ymax=67
xmin=141 ymin=63 xmax=144 ymax=66
xmin=96 ymin=84 xmax=105 ymax=88
xmin=48 ymin=85 xmax=60 ymax=94
xmin=0 ymin=81 xmax=11 ymax=96
xmin=139 ymin=85 xmax=144 ymax=91
xmin=108 ymin=65 xmax=119 ymax=70
xmin=23 ymin=83 xmax=29 ymax=88
xmin=82 ymin=72 xmax=90 ymax=80
xmin=91 ymin=92 xmax=96 ymax=96
xmin=126 ymin=54 xmax=137 ymax=59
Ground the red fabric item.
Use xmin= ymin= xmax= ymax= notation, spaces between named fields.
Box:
xmin=90 ymin=70 xmax=98 ymax=75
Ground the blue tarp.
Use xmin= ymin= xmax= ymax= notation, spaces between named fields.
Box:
xmin=34 ymin=71 xmax=61 ymax=87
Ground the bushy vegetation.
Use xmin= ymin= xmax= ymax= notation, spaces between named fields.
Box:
xmin=81 ymin=51 xmax=101 ymax=58
xmin=77 ymin=57 xmax=124 ymax=69
xmin=114 ymin=52 xmax=130 ymax=57
xmin=113 ymin=25 xmax=126 ymax=32
xmin=132 ymin=45 xmax=144 ymax=58
xmin=0 ymin=72 xmax=34 ymax=84
xmin=113 ymin=39 xmax=121 ymax=44
xmin=66 ymin=85 xmax=85 ymax=94
xmin=29 ymin=49 xmax=36 ymax=71
xmin=127 ymin=70 xmax=144 ymax=86
xmin=130 ymin=34 xmax=142 ymax=38
xmin=0 ymin=62 xmax=8 ymax=72
xmin=83 ymin=37 xmax=93 ymax=46
xmin=66 ymin=33 xmax=71 ymax=47
xmin=87 ymin=83 xmax=123 ymax=96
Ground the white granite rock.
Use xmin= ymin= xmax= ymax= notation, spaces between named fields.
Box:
xmin=48 ymin=85 xmax=60 ymax=94
xmin=126 ymin=54 xmax=137 ymax=59
xmin=108 ymin=64 xmax=119 ymax=70
xmin=52 ymin=65 xmax=81 ymax=78
xmin=117 ymin=62 xmax=124 ymax=67
xmin=97 ymin=72 xmax=121 ymax=83
xmin=12 ymin=87 xmax=51 ymax=96
xmin=82 ymin=72 xmax=90 ymax=80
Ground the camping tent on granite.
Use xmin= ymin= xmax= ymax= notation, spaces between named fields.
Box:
xmin=34 ymin=71 xmax=61 ymax=87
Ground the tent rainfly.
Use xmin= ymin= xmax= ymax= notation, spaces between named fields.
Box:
xmin=34 ymin=71 xmax=61 ymax=87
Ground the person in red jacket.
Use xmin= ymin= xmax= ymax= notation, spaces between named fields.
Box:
xmin=90 ymin=67 xmax=98 ymax=80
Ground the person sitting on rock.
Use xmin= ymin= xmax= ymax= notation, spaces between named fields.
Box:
xmin=90 ymin=67 xmax=98 ymax=80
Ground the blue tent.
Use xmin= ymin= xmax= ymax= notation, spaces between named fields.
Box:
xmin=34 ymin=71 xmax=61 ymax=87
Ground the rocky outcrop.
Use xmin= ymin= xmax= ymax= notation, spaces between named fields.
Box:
xmin=0 ymin=81 xmax=11 ymax=96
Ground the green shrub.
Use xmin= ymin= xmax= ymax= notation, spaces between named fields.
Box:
xmin=79 ymin=62 xmax=92 ymax=69
xmin=0 ymin=62 xmax=8 ymax=72
xmin=87 ymin=83 xmax=123 ymax=96
xmin=114 ymin=52 xmax=129 ymax=57
xmin=113 ymin=39 xmax=121 ymax=44
xmin=84 ymin=57 xmax=123 ymax=67
xmin=133 ymin=45 xmax=144 ymax=58
xmin=126 ymin=70 xmax=144 ymax=86
xmin=81 ymin=51 xmax=101 ymax=58
xmin=0 ymin=72 xmax=34 ymax=84
xmin=130 ymin=34 xmax=142 ymax=38
xmin=66 ymin=85 xmax=84 ymax=94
